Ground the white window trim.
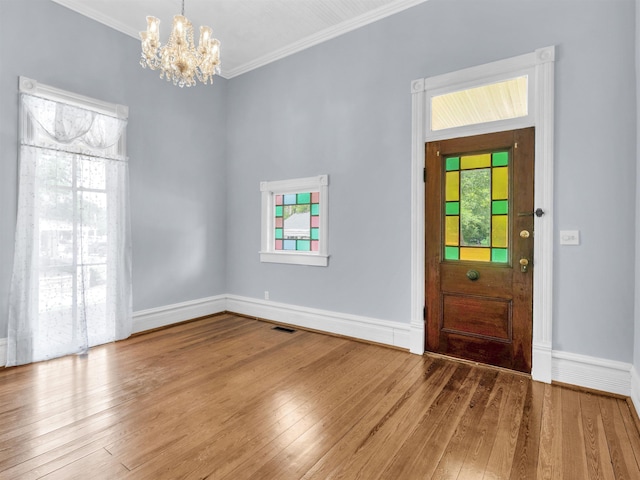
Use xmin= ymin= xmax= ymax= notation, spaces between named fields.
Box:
xmin=410 ymin=46 xmax=555 ymax=383
xmin=260 ymin=175 xmax=329 ymax=267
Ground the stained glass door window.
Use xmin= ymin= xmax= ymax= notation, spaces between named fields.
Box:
xmin=443 ymin=151 xmax=509 ymax=263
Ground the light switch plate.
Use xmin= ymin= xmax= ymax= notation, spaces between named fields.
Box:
xmin=560 ymin=230 xmax=580 ymax=245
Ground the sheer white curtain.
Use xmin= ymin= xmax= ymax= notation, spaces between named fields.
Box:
xmin=7 ymin=86 xmax=132 ymax=366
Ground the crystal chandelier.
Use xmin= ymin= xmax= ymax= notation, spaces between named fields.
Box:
xmin=139 ymin=0 xmax=221 ymax=87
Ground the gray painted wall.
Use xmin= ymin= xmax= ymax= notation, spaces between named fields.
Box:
xmin=226 ymin=0 xmax=637 ymax=362
xmin=635 ymin=0 xmax=640 ymax=370
xmin=0 ymin=0 xmax=637 ymax=365
xmin=0 ymin=0 xmax=228 ymax=337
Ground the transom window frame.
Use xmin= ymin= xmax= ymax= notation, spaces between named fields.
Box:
xmin=260 ymin=175 xmax=329 ymax=266
xmin=410 ymin=46 xmax=555 ymax=383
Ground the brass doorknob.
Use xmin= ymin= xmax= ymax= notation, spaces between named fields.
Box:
xmin=466 ymin=269 xmax=480 ymax=281
xmin=519 ymin=258 xmax=529 ymax=272
xmin=520 ymin=230 xmax=530 ymax=238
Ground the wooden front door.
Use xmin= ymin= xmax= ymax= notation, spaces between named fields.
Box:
xmin=425 ymin=128 xmax=534 ymax=373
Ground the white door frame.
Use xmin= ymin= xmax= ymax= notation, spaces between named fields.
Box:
xmin=409 ymin=46 xmax=555 ymax=383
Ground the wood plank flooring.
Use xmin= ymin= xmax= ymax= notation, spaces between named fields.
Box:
xmin=1 ymin=313 xmax=639 ymax=479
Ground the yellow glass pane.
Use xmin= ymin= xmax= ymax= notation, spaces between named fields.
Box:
xmin=492 ymin=216 xmax=508 ymax=248
xmin=445 ymin=216 xmax=459 ymax=246
xmin=460 ymin=247 xmax=491 ymax=262
xmin=461 ymin=154 xmax=491 ymax=170
xmin=492 ymin=167 xmax=508 ymax=199
xmin=445 ymin=171 xmax=459 ymax=201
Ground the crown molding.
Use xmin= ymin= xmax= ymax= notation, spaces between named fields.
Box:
xmin=52 ymin=0 xmax=429 ymax=79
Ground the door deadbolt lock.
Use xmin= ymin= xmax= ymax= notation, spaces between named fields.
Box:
xmin=519 ymin=258 xmax=529 ymax=272
xmin=520 ymin=230 xmax=530 ymax=238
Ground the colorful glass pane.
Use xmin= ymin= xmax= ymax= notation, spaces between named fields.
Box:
xmin=311 ymin=228 xmax=319 ymax=240
xmin=275 ymin=206 xmax=283 ymax=217
xmin=275 ymin=240 xmax=283 ymax=250
xmin=445 ymin=202 xmax=460 ymax=215
xmin=492 ymin=200 xmax=508 ymax=215
xmin=275 ymin=217 xmax=283 ymax=228
xmin=461 ymin=154 xmax=491 ymax=170
xmin=492 ymin=216 xmax=508 ymax=248
xmin=283 ymin=194 xmax=296 ymax=205
xmin=492 ymin=151 xmax=509 ymax=166
xmin=492 ymin=167 xmax=508 ymax=199
xmin=460 ymin=247 xmax=491 ymax=262
xmin=445 ymin=157 xmax=460 ymax=171
xmin=275 ymin=195 xmax=283 ymax=206
xmin=311 ymin=240 xmax=319 ymax=251
xmin=491 ymin=248 xmax=508 ymax=263
xmin=311 ymin=192 xmax=320 ymax=203
xmin=311 ymin=203 xmax=320 ymax=216
xmin=283 ymin=239 xmax=296 ymax=250
xmin=445 ymin=171 xmax=460 ymax=201
xmin=297 ymin=192 xmax=311 ymax=204
xmin=444 ymin=246 xmax=459 ymax=260
xmin=445 ymin=216 xmax=459 ymax=246
xmin=297 ymin=240 xmax=311 ymax=251
xmin=275 ymin=228 xmax=283 ymax=239
xmin=311 ymin=216 xmax=319 ymax=228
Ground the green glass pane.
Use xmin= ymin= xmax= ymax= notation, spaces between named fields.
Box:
xmin=445 ymin=157 xmax=460 ymax=171
xmin=492 ymin=151 xmax=509 ymax=167
xmin=311 ymin=204 xmax=320 ymax=216
xmin=297 ymin=192 xmax=311 ymax=204
xmin=492 ymin=200 xmax=508 ymax=215
xmin=444 ymin=246 xmax=459 ymax=260
xmin=460 ymin=168 xmax=490 ymax=247
xmin=445 ymin=202 xmax=460 ymax=215
xmin=297 ymin=240 xmax=311 ymax=251
xmin=311 ymin=228 xmax=319 ymax=240
xmin=275 ymin=206 xmax=283 ymax=217
xmin=492 ymin=248 xmax=508 ymax=263
xmin=275 ymin=228 xmax=283 ymax=239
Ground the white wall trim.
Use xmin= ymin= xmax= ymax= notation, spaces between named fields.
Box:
xmin=0 ymin=338 xmax=6 ymax=368
xmin=132 ymin=295 xmax=226 ymax=334
xmin=410 ymin=46 xmax=555 ymax=382
xmin=552 ymin=350 xmax=631 ymax=397
xmin=226 ymin=294 xmax=411 ymax=349
xmin=631 ymin=367 xmax=640 ymax=415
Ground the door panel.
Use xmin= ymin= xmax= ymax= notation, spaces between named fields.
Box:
xmin=425 ymin=128 xmax=534 ymax=373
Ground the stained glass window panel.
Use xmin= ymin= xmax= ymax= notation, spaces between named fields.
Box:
xmin=460 ymin=247 xmax=491 ymax=262
xmin=492 ymin=167 xmax=508 ymax=199
xmin=445 ymin=216 xmax=459 ymax=246
xmin=492 ymin=216 xmax=508 ymax=248
xmin=283 ymin=194 xmax=296 ymax=205
xmin=491 ymin=248 xmax=508 ymax=263
xmin=445 ymin=202 xmax=460 ymax=215
xmin=311 ymin=203 xmax=320 ymax=216
xmin=492 ymin=151 xmax=509 ymax=167
xmin=444 ymin=246 xmax=459 ymax=260
xmin=445 ymin=171 xmax=460 ymax=201
xmin=274 ymin=191 xmax=320 ymax=252
xmin=297 ymin=193 xmax=311 ymax=204
xmin=492 ymin=200 xmax=508 ymax=215
xmin=460 ymin=154 xmax=491 ymax=170
xmin=446 ymin=157 xmax=460 ymax=171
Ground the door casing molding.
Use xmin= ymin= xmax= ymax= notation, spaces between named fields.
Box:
xmin=410 ymin=46 xmax=555 ymax=383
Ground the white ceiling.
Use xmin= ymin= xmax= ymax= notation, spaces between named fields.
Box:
xmin=51 ymin=0 xmax=427 ymax=78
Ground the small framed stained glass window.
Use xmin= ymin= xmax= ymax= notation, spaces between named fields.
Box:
xmin=260 ymin=175 xmax=329 ymax=266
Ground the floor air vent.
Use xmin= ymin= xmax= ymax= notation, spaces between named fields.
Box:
xmin=272 ymin=326 xmax=296 ymax=334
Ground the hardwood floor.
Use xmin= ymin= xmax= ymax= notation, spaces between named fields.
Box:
xmin=1 ymin=313 xmax=639 ymax=479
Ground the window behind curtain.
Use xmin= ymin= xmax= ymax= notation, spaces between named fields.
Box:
xmin=6 ymin=78 xmax=132 ymax=366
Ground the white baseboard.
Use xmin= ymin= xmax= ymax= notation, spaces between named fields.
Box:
xmin=0 ymin=338 xmax=6 ymax=367
xmin=631 ymin=367 xmax=640 ymax=414
xmin=226 ymin=294 xmax=411 ymax=350
xmin=132 ymin=295 xmax=226 ymax=334
xmin=532 ymin=341 xmax=552 ymax=383
xmin=551 ymin=350 xmax=632 ymax=396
